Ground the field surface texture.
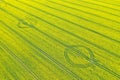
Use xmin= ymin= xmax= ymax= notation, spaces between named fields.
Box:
xmin=0 ymin=0 xmax=120 ymax=80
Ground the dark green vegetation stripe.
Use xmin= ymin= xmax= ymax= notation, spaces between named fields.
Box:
xmin=2 ymin=1 xmax=120 ymax=59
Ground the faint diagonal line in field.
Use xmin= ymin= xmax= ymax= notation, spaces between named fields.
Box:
xmin=0 ymin=21 xmax=82 ymax=80
xmin=0 ymin=40 xmax=40 ymax=80
xmin=89 ymin=0 xmax=120 ymax=7
xmin=1 ymin=8 xmax=120 ymax=79
xmin=17 ymin=0 xmax=120 ymax=44
xmin=1 ymin=2 xmax=120 ymax=59
xmin=32 ymin=0 xmax=120 ymax=33
xmin=76 ymin=0 xmax=120 ymax=12
xmin=74 ymin=0 xmax=120 ymax=12
xmin=52 ymin=0 xmax=120 ymax=24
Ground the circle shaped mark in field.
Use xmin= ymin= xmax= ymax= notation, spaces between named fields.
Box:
xmin=17 ymin=19 xmax=32 ymax=28
xmin=64 ymin=45 xmax=94 ymax=68
xmin=18 ymin=17 xmax=37 ymax=28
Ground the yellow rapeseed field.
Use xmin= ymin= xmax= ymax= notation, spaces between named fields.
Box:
xmin=0 ymin=0 xmax=120 ymax=80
